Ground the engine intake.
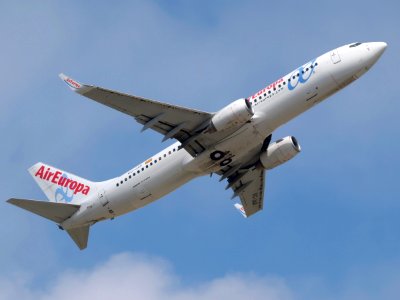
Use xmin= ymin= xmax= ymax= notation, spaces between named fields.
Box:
xmin=208 ymin=98 xmax=254 ymax=132
xmin=260 ymin=136 xmax=301 ymax=170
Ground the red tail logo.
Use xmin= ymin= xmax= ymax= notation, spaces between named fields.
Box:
xmin=34 ymin=165 xmax=90 ymax=195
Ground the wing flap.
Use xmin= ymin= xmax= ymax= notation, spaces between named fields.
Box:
xmin=59 ymin=74 xmax=212 ymax=156
xmin=226 ymin=165 xmax=265 ymax=217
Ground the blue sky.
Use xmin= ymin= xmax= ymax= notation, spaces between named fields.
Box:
xmin=1 ymin=1 xmax=399 ymax=299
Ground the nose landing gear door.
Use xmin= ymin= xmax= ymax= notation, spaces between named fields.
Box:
xmin=330 ymin=49 xmax=341 ymax=64
xmin=98 ymin=189 xmax=115 ymax=217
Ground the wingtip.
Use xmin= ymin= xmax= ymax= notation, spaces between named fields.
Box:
xmin=59 ymin=73 xmax=90 ymax=94
xmin=58 ymin=73 xmax=67 ymax=80
xmin=234 ymin=203 xmax=247 ymax=218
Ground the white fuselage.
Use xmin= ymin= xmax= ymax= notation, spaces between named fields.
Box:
xmin=61 ymin=42 xmax=386 ymax=230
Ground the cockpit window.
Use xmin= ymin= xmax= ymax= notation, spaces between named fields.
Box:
xmin=349 ymin=42 xmax=362 ymax=48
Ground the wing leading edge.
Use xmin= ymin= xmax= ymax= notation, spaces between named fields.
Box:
xmin=59 ymin=73 xmax=212 ymax=156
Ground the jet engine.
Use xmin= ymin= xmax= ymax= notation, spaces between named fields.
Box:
xmin=208 ymin=98 xmax=254 ymax=132
xmin=260 ymin=136 xmax=301 ymax=170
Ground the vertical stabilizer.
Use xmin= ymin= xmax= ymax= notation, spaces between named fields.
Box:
xmin=29 ymin=162 xmax=96 ymax=204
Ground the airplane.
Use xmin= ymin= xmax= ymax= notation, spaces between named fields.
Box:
xmin=7 ymin=42 xmax=387 ymax=250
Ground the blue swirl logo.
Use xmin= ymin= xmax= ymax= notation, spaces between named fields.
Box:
xmin=288 ymin=58 xmax=317 ymax=91
xmin=54 ymin=173 xmax=74 ymax=203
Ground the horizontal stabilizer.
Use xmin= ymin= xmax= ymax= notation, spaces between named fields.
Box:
xmin=7 ymin=198 xmax=80 ymax=223
xmin=67 ymin=225 xmax=90 ymax=250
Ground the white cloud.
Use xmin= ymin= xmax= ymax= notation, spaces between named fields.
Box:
xmin=0 ymin=252 xmax=293 ymax=300
xmin=2 ymin=252 xmax=400 ymax=300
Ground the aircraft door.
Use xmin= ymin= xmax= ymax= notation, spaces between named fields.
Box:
xmin=98 ymin=189 xmax=115 ymax=216
xmin=139 ymin=185 xmax=151 ymax=201
xmin=330 ymin=49 xmax=341 ymax=64
xmin=137 ymin=178 xmax=153 ymax=205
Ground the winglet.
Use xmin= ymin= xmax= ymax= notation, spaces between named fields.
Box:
xmin=234 ymin=203 xmax=247 ymax=218
xmin=59 ymin=73 xmax=92 ymax=94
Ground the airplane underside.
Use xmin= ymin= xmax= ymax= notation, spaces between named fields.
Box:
xmin=7 ymin=42 xmax=387 ymax=249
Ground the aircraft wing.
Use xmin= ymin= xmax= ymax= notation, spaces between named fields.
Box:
xmin=59 ymin=74 xmax=213 ymax=156
xmin=226 ymin=163 xmax=265 ymax=218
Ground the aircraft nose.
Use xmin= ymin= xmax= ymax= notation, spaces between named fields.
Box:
xmin=366 ymin=42 xmax=387 ymax=63
xmin=372 ymin=42 xmax=387 ymax=56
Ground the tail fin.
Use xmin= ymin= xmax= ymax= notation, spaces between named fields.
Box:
xmin=29 ymin=162 xmax=95 ymax=204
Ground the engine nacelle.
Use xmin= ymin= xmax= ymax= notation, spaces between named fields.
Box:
xmin=208 ymin=98 xmax=254 ymax=132
xmin=260 ymin=136 xmax=301 ymax=170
